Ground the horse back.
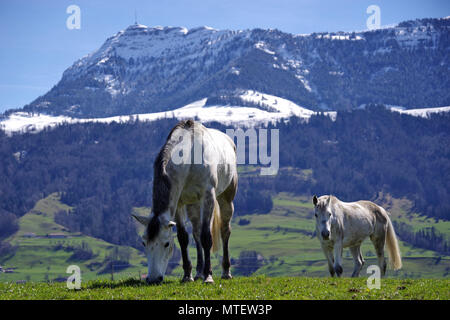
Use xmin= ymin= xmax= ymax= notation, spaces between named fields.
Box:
xmin=356 ymin=200 xmax=389 ymax=225
xmin=167 ymin=121 xmax=237 ymax=202
xmin=203 ymin=127 xmax=237 ymax=195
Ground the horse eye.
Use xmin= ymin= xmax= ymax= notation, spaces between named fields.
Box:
xmin=164 ymin=242 xmax=170 ymax=248
xmin=142 ymin=241 xmax=146 ymax=247
xmin=314 ymin=213 xmax=318 ymax=218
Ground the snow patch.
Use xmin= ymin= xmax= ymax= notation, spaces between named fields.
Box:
xmin=254 ymin=41 xmax=275 ymax=55
xmin=390 ymin=106 xmax=450 ymax=118
xmin=240 ymin=90 xmax=315 ymax=118
xmin=0 ymin=92 xmax=317 ymax=134
xmin=230 ymin=67 xmax=240 ymax=75
xmin=295 ymin=75 xmax=312 ymax=92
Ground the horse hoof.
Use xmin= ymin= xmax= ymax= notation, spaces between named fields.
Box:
xmin=335 ymin=265 xmax=343 ymax=276
xmin=221 ymin=273 xmax=233 ymax=280
xmin=194 ymin=274 xmax=204 ymax=281
xmin=181 ymin=276 xmax=194 ymax=283
xmin=204 ymin=275 xmax=214 ymax=284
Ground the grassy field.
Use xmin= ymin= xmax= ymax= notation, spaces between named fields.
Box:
xmin=134 ymin=191 xmax=450 ymax=279
xmin=0 ymin=193 xmax=146 ymax=282
xmin=0 ymin=276 xmax=448 ymax=300
xmin=225 ymin=192 xmax=450 ymax=278
xmin=1 ymin=190 xmax=449 ymax=283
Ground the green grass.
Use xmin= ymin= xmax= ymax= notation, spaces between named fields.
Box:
xmin=0 ymin=276 xmax=448 ymax=300
xmin=272 ymin=193 xmax=314 ymax=209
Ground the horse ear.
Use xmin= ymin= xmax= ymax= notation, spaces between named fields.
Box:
xmin=312 ymin=195 xmax=318 ymax=206
xmin=131 ymin=214 xmax=150 ymax=226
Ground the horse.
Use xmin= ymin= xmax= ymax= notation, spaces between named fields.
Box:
xmin=132 ymin=120 xmax=238 ymax=284
xmin=312 ymin=195 xmax=402 ymax=277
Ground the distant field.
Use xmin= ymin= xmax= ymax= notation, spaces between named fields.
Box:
xmin=0 ymin=276 xmax=448 ymax=300
xmin=0 ymin=193 xmax=145 ymax=282
xmin=225 ymin=192 xmax=450 ymax=278
xmin=1 ymin=191 xmax=449 ymax=283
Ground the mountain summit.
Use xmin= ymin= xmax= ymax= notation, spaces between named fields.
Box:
xmin=20 ymin=17 xmax=450 ymax=118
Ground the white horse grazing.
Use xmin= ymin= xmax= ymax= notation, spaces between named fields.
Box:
xmin=312 ymin=195 xmax=402 ymax=277
xmin=132 ymin=120 xmax=238 ymax=284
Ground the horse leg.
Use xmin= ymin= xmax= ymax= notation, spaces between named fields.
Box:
xmin=217 ymin=196 xmax=233 ymax=279
xmin=187 ymin=204 xmax=204 ymax=281
xmin=333 ymin=240 xmax=344 ymax=277
xmin=359 ymin=250 xmax=365 ymax=269
xmin=193 ymin=234 xmax=204 ymax=280
xmin=321 ymin=245 xmax=335 ymax=277
xmin=175 ymin=206 xmax=193 ymax=282
xmin=350 ymin=245 xmax=364 ymax=277
xmin=200 ymin=188 xmax=215 ymax=283
xmin=370 ymin=233 xmax=387 ymax=277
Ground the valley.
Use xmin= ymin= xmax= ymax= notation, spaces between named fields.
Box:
xmin=1 ymin=191 xmax=448 ymax=283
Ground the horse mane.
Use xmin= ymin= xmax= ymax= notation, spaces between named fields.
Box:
xmin=317 ymin=194 xmax=336 ymax=209
xmin=148 ymin=120 xmax=195 ymax=240
xmin=328 ymin=194 xmax=336 ymax=205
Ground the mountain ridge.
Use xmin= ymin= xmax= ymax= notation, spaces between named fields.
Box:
xmin=14 ymin=16 xmax=449 ymax=118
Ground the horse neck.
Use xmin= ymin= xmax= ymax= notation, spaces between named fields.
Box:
xmin=152 ymin=131 xmax=190 ymax=218
xmin=152 ymin=148 xmax=172 ymax=217
xmin=330 ymin=201 xmax=344 ymax=226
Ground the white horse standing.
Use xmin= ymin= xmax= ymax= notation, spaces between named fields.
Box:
xmin=132 ymin=120 xmax=238 ymax=284
xmin=313 ymin=195 xmax=402 ymax=277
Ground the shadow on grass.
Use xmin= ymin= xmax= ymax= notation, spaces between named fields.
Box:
xmin=86 ymin=278 xmax=180 ymax=289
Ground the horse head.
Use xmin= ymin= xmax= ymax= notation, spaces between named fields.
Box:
xmin=132 ymin=213 xmax=176 ymax=284
xmin=313 ymin=195 xmax=333 ymax=240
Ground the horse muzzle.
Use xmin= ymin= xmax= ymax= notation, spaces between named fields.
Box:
xmin=321 ymin=230 xmax=330 ymax=240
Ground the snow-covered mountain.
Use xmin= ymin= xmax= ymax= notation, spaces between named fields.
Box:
xmin=15 ymin=16 xmax=449 ymax=119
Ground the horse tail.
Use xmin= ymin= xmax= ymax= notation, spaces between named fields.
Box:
xmin=211 ymin=198 xmax=222 ymax=253
xmin=385 ymin=215 xmax=402 ymax=270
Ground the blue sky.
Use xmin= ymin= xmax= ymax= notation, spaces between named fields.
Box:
xmin=0 ymin=0 xmax=448 ymax=113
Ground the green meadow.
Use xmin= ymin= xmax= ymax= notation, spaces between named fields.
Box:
xmin=0 ymin=193 xmax=144 ymax=283
xmin=0 ymin=276 xmax=448 ymax=300
xmin=0 ymin=189 xmax=448 ymax=294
